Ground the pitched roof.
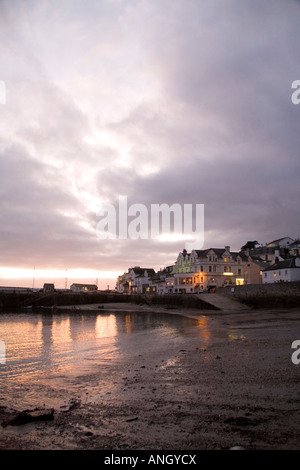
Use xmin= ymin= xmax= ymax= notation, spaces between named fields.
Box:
xmin=70 ymin=283 xmax=97 ymax=287
xmin=267 ymin=237 xmax=294 ymax=245
xmin=130 ymin=267 xmax=156 ymax=276
xmin=263 ymin=257 xmax=300 ymax=272
xmin=194 ymin=248 xmax=241 ymax=259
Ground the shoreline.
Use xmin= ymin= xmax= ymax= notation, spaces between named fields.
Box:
xmin=55 ymin=301 xmax=300 ymax=322
xmin=0 ymin=306 xmax=299 ymax=450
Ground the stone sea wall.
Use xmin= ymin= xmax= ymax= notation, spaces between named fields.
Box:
xmin=216 ymin=281 xmax=300 ymax=308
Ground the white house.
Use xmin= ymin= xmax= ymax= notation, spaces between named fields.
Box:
xmin=267 ymin=237 xmax=294 ymax=249
xmin=70 ymin=283 xmax=98 ymax=293
xmin=150 ymin=266 xmax=174 ymax=295
xmin=262 ymin=257 xmax=300 ymax=283
xmin=116 ymin=267 xmax=156 ymax=294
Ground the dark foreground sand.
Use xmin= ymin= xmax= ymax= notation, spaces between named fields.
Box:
xmin=0 ymin=304 xmax=300 ymax=450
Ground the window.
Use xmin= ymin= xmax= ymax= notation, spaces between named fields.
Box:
xmin=201 ymin=266 xmax=204 ymax=272
xmin=238 ymin=269 xmax=241 ymax=275
xmin=264 ymin=273 xmax=267 ymax=278
xmin=213 ymin=266 xmax=216 ymax=272
xmin=209 ymin=266 xmax=212 ymax=272
xmin=201 ymin=277 xmax=204 ymax=282
xmin=224 ymin=266 xmax=227 ymax=272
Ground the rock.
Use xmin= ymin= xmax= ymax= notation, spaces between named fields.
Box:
xmin=2 ymin=408 xmax=54 ymax=427
xmin=225 ymin=416 xmax=255 ymax=426
xmin=126 ymin=416 xmax=139 ymax=422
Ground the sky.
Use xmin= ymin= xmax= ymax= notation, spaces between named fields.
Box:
xmin=0 ymin=0 xmax=300 ymax=289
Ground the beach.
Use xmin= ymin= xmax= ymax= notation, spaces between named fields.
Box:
xmin=0 ymin=303 xmax=299 ymax=450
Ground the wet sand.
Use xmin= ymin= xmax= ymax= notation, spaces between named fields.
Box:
xmin=0 ymin=304 xmax=300 ymax=450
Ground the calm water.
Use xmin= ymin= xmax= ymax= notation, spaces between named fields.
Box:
xmin=0 ymin=310 xmax=213 ymax=410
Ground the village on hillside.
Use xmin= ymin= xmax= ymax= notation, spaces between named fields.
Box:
xmin=116 ymin=237 xmax=300 ymax=295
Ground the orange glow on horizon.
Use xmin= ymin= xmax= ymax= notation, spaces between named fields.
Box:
xmin=0 ymin=267 xmax=120 ymax=289
xmin=0 ymin=267 xmax=119 ymax=279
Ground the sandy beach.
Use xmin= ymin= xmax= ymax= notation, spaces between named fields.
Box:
xmin=0 ymin=303 xmax=300 ymax=450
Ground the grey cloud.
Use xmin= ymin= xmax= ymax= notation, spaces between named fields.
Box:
xmin=0 ymin=0 xmax=299 ymax=281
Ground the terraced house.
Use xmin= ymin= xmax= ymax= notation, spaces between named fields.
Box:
xmin=116 ymin=267 xmax=156 ymax=294
xmin=116 ymin=237 xmax=297 ymax=294
xmin=172 ymin=247 xmax=246 ymax=293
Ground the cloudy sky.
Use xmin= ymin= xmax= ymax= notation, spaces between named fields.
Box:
xmin=0 ymin=0 xmax=300 ymax=288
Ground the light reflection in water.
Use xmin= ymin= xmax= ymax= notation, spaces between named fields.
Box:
xmin=95 ymin=314 xmax=117 ymax=338
xmin=195 ymin=316 xmax=211 ymax=346
xmin=228 ymin=330 xmax=246 ymax=341
xmin=125 ymin=314 xmax=132 ymax=334
xmin=0 ymin=310 xmax=214 ymax=409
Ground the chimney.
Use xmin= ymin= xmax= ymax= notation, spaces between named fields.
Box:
xmin=225 ymin=246 xmax=230 ymax=252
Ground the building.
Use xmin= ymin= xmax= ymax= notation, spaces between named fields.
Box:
xmin=150 ymin=266 xmax=175 ymax=295
xmin=267 ymin=237 xmax=294 ymax=249
xmin=262 ymin=257 xmax=300 ymax=283
xmin=289 ymin=239 xmax=300 ymax=257
xmin=171 ymin=246 xmax=246 ymax=293
xmin=243 ymin=257 xmax=268 ymax=285
xmin=43 ymin=283 xmax=55 ymax=293
xmin=116 ymin=267 xmax=156 ymax=294
xmin=70 ymin=283 xmax=98 ymax=293
xmin=242 ymin=237 xmax=294 ymax=264
xmin=116 ymin=238 xmax=299 ymax=293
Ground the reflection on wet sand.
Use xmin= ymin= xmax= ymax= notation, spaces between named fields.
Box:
xmin=0 ymin=310 xmax=215 ymax=409
xmin=195 ymin=316 xmax=211 ymax=346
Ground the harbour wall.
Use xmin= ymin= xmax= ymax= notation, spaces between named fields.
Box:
xmin=216 ymin=281 xmax=300 ymax=308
